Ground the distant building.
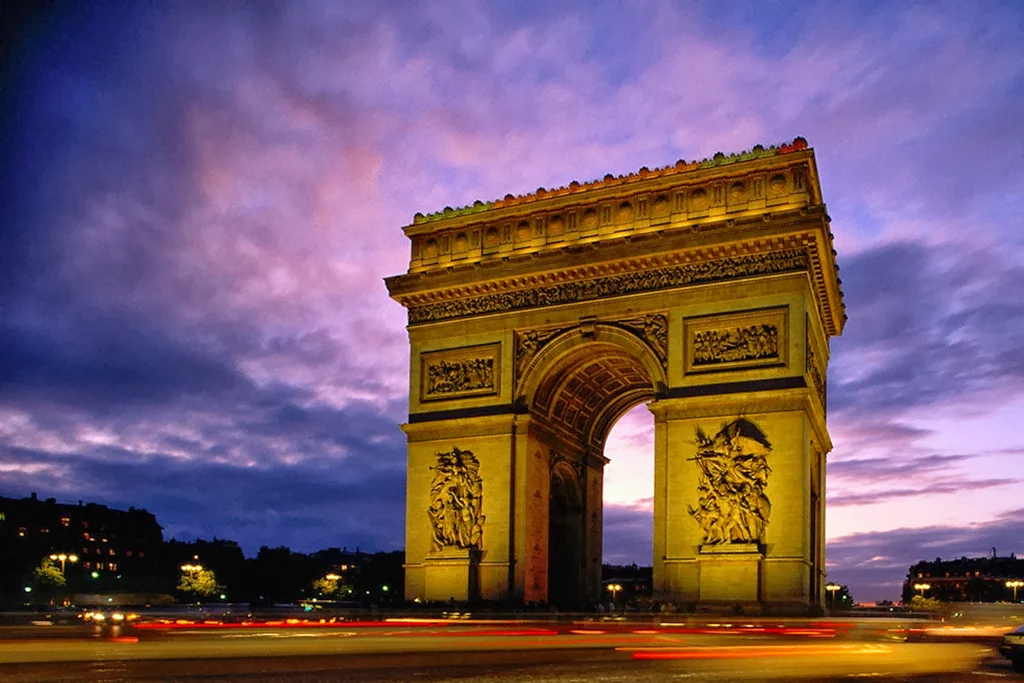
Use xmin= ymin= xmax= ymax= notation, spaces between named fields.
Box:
xmin=0 ymin=492 xmax=163 ymax=595
xmin=903 ymin=552 xmax=1023 ymax=603
xmin=601 ymin=564 xmax=653 ymax=604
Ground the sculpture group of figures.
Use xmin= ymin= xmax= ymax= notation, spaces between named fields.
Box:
xmin=426 ymin=358 xmax=494 ymax=395
xmin=687 ymin=418 xmax=772 ymax=546
xmin=428 ymin=447 xmax=485 ymax=552
xmin=693 ymin=324 xmax=778 ymax=364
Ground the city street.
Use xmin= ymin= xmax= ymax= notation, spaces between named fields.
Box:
xmin=0 ymin=619 xmax=1016 ymax=682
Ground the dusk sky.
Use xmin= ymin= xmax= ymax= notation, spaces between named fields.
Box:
xmin=3 ymin=1 xmax=1023 ymax=603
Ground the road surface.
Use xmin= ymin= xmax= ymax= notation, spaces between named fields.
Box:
xmin=0 ymin=618 xmax=1016 ymax=681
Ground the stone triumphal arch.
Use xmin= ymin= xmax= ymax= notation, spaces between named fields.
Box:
xmin=385 ymin=138 xmax=845 ymax=611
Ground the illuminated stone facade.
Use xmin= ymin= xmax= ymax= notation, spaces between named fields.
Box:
xmin=386 ymin=138 xmax=844 ymax=611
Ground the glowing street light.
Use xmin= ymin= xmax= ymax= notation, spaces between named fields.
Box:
xmin=49 ymin=553 xmax=79 ymax=574
xmin=825 ymin=582 xmax=841 ymax=610
xmin=180 ymin=555 xmax=202 ymax=575
xmin=606 ymin=583 xmax=623 ymax=605
xmin=1007 ymin=580 xmax=1023 ymax=602
xmin=913 ymin=582 xmax=931 ymax=597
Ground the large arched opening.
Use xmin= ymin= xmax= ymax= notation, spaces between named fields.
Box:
xmin=518 ymin=325 xmax=664 ymax=607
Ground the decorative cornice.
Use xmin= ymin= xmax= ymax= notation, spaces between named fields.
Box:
xmin=386 ymin=140 xmax=846 ymax=337
xmin=411 ymin=138 xmax=809 ymax=225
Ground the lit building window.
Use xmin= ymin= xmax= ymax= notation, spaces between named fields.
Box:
xmin=126 ymin=550 xmax=133 ymax=557
xmin=60 ymin=517 xmax=70 ymax=527
xmin=108 ymin=563 xmax=117 ymax=571
xmin=109 ymin=549 xmax=116 ymax=556
xmin=138 ymin=551 xmax=145 ymax=558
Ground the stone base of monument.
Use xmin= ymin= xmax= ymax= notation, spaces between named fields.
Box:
xmin=423 ymin=548 xmax=480 ymax=603
xmin=695 ymin=543 xmax=762 ymax=608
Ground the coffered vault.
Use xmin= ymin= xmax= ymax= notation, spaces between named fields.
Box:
xmin=386 ymin=137 xmax=844 ymax=611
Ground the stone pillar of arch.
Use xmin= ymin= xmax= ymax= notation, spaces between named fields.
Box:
xmin=386 ymin=139 xmax=844 ymax=610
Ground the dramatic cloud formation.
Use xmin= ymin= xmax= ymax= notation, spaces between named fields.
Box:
xmin=3 ymin=1 xmax=1022 ymax=601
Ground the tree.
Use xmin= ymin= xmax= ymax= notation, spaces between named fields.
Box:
xmin=909 ymin=595 xmax=944 ymax=613
xmin=827 ymin=584 xmax=854 ymax=611
xmin=312 ymin=576 xmax=339 ymax=597
xmin=177 ymin=566 xmax=221 ymax=600
xmin=33 ymin=558 xmax=66 ymax=589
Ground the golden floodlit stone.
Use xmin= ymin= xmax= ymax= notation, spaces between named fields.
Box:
xmin=386 ymin=138 xmax=843 ymax=611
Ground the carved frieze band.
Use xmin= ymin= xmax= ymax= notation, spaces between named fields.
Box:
xmin=684 ymin=306 xmax=788 ymax=374
xmin=428 ymin=447 xmax=484 ymax=552
xmin=408 ymin=249 xmax=809 ymax=325
xmin=688 ymin=418 xmax=772 ymax=548
xmin=420 ymin=343 xmax=500 ymax=402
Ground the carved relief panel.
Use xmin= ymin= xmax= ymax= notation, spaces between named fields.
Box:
xmin=683 ymin=306 xmax=788 ymax=374
xmin=428 ymin=447 xmax=484 ymax=552
xmin=687 ymin=418 xmax=772 ymax=548
xmin=420 ymin=343 xmax=500 ymax=402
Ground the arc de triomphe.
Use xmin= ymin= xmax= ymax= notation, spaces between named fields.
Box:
xmin=385 ymin=138 xmax=845 ymax=611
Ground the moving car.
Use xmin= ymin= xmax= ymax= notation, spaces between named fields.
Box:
xmin=1000 ymin=624 xmax=1024 ymax=673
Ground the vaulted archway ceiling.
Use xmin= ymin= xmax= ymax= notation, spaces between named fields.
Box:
xmin=533 ymin=345 xmax=655 ymax=450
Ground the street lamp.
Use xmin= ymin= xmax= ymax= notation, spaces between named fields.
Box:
xmin=913 ymin=582 xmax=931 ymax=597
xmin=49 ymin=553 xmax=79 ymax=574
xmin=180 ymin=563 xmax=204 ymax=574
xmin=1007 ymin=580 xmax=1023 ymax=602
xmin=606 ymin=583 xmax=623 ymax=607
xmin=825 ymin=582 xmax=841 ymax=610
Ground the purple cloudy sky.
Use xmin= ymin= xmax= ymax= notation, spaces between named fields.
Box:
xmin=3 ymin=1 xmax=1023 ymax=602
